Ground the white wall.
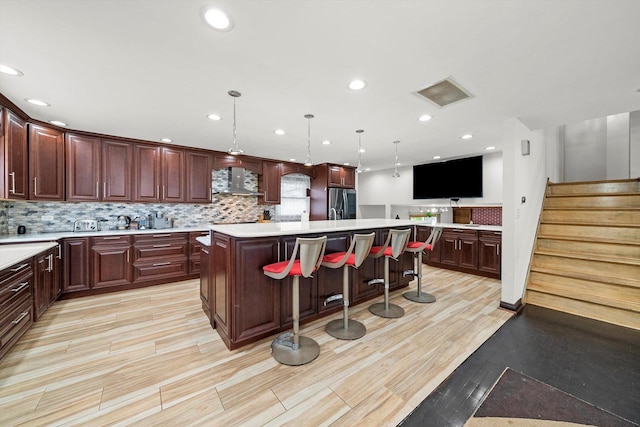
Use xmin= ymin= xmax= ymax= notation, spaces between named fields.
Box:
xmin=357 ymin=152 xmax=503 ymax=219
xmin=501 ymin=119 xmax=547 ymax=305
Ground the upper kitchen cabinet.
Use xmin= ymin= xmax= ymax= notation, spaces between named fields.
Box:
xmin=186 ymin=150 xmax=212 ymax=203
xmin=29 ymin=123 xmax=64 ymax=201
xmin=1 ymin=108 xmax=28 ymax=199
xmin=258 ymin=160 xmax=281 ymax=205
xmin=66 ymin=134 xmax=132 ymax=202
xmin=327 ymin=164 xmax=355 ymax=189
xmin=133 ymin=144 xmax=185 ymax=203
xmin=281 ymin=162 xmax=315 ymax=178
xmin=213 ymin=154 xmax=262 ymax=175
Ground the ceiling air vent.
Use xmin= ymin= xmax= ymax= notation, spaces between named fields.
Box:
xmin=416 ymin=77 xmax=473 ymax=108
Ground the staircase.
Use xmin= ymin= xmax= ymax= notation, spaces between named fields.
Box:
xmin=525 ymin=178 xmax=640 ymax=330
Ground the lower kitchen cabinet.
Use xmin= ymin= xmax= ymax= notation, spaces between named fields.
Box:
xmin=478 ymin=231 xmax=502 ymax=276
xmin=0 ymin=260 xmax=34 ymax=360
xmin=189 ymin=231 xmax=209 ymax=275
xmin=200 ymin=245 xmax=212 ymax=322
xmin=33 ymin=245 xmax=61 ymax=321
xmin=132 ymin=232 xmax=188 ymax=283
xmin=62 ymin=237 xmax=91 ymax=293
xmin=91 ymin=236 xmax=133 ymax=289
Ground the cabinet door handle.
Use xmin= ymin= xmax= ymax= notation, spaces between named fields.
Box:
xmin=153 ymin=262 xmax=171 ymax=267
xmin=47 ymin=254 xmax=53 ymax=272
xmin=277 ymin=241 xmax=281 ymax=263
xmin=57 ymin=244 xmax=62 ymax=259
xmin=103 ymin=182 xmax=107 ymax=198
xmin=162 ymin=185 xmax=165 ymax=200
xmin=11 ymin=263 xmax=29 ymax=272
xmin=497 ymin=243 xmax=500 ymax=256
xmin=157 ymin=185 xmax=160 ymax=198
xmin=11 ymin=282 xmax=29 ymax=292
xmin=9 ymin=171 xmax=16 ymax=194
xmin=102 ymin=236 xmax=122 ymax=240
xmin=153 ymin=244 xmax=171 ymax=248
xmin=33 ymin=176 xmax=37 ymax=196
xmin=96 ymin=182 xmax=99 ymax=198
xmin=12 ymin=311 xmax=29 ymax=324
xmin=127 ymin=248 xmax=130 ymax=263
xmin=153 ymin=234 xmax=172 ymax=238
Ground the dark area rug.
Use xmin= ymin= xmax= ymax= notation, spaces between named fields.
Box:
xmin=466 ymin=368 xmax=637 ymax=427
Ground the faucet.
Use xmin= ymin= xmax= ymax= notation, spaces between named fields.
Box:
xmin=330 ymin=208 xmax=337 ymax=221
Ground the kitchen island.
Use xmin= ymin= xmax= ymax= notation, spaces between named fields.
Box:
xmin=202 ymin=219 xmax=421 ymax=350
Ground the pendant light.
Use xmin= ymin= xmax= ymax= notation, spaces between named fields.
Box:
xmin=303 ymin=114 xmax=314 ymax=166
xmin=227 ymin=90 xmax=243 ymax=155
xmin=392 ymin=140 xmax=401 ymax=178
xmin=355 ymin=129 xmax=364 ymax=173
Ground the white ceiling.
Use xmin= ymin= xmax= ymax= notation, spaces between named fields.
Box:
xmin=1 ymin=0 xmax=639 ymax=171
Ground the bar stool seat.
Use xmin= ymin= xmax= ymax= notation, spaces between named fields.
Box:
xmin=367 ymin=228 xmax=411 ymax=318
xmin=321 ymin=232 xmax=375 ymax=340
xmin=403 ymin=227 xmax=443 ymax=303
xmin=263 ymin=236 xmax=327 ymax=366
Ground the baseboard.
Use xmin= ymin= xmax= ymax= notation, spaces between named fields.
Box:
xmin=500 ymin=299 xmax=524 ymax=314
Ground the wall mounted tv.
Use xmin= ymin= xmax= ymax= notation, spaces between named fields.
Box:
xmin=413 ymin=155 xmax=483 ymax=199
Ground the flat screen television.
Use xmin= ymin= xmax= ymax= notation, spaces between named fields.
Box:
xmin=413 ymin=155 xmax=483 ymax=199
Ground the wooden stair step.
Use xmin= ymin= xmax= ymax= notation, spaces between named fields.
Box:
xmin=533 ymin=248 xmax=640 ymax=266
xmin=547 ymin=178 xmax=639 ymax=196
xmin=527 ymin=271 xmax=640 ymax=313
xmin=544 ymin=193 xmax=640 ymax=209
xmin=539 ymin=223 xmax=640 ymax=244
xmin=541 ymin=208 xmax=640 ymax=226
xmin=525 ymin=290 xmax=640 ymax=330
xmin=536 ymin=237 xmax=640 ymax=260
xmin=529 ymin=263 xmax=640 ymax=289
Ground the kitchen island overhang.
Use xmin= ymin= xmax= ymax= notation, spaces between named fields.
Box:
xmin=200 ymin=219 xmax=420 ymax=350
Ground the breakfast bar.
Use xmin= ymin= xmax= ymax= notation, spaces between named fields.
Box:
xmin=200 ymin=219 xmax=420 ymax=350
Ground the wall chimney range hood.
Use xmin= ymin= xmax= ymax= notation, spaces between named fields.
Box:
xmin=218 ymin=167 xmax=263 ymax=196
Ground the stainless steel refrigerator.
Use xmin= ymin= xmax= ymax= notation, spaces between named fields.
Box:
xmin=328 ymin=188 xmax=357 ymax=220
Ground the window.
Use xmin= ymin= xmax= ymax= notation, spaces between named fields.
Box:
xmin=275 ymin=174 xmax=310 ymax=222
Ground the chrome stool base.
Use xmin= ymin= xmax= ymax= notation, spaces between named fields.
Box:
xmin=403 ymin=290 xmax=436 ymax=303
xmin=326 ymin=318 xmax=366 ymax=340
xmin=369 ymin=302 xmax=405 ymax=318
xmin=271 ymin=335 xmax=320 ymax=366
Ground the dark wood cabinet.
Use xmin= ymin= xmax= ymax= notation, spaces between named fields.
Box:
xmin=328 ymin=165 xmax=355 ymax=189
xmin=189 ymin=231 xmax=209 ymax=275
xmin=62 ymin=238 xmax=91 ymax=293
xmin=478 ymin=231 xmax=502 ymax=276
xmin=33 ymin=247 xmax=59 ymax=321
xmin=316 ymin=232 xmax=349 ymax=314
xmin=421 ymin=226 xmax=501 ymax=279
xmin=213 ymin=154 xmax=262 ymax=175
xmin=91 ymin=236 xmax=132 ymax=289
xmin=29 ymin=124 xmax=65 ymax=200
xmin=2 ymin=110 xmax=28 ymax=199
xmin=133 ymin=144 xmax=185 ymax=202
xmin=186 ymin=150 xmax=211 ymax=203
xmin=162 ymin=147 xmax=185 ymax=202
xmin=279 ymin=236 xmax=316 ymax=324
xmin=259 ymin=160 xmax=282 ymax=205
xmin=200 ymin=245 xmax=212 ymax=322
xmin=67 ymin=135 xmax=133 ymax=202
xmin=132 ymin=232 xmax=188 ymax=283
xmin=0 ymin=260 xmax=34 ymax=360
xmin=281 ymin=162 xmax=315 ymax=178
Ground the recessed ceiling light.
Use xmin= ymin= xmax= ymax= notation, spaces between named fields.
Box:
xmin=348 ymin=79 xmax=367 ymax=91
xmin=50 ymin=120 xmax=67 ymax=127
xmin=395 ymin=162 xmax=401 ymax=166
xmin=486 ymin=146 xmax=496 ymax=150
xmin=201 ymin=7 xmax=234 ymax=31
xmin=365 ymin=168 xmax=371 ymax=171
xmin=274 ymin=129 xmax=285 ymax=135
xmin=418 ymin=114 xmax=432 ymax=122
xmin=433 ymin=155 xmax=441 ymax=160
xmin=461 ymin=134 xmax=473 ymax=140
xmin=289 ymin=158 xmax=296 ymax=162
xmin=343 ymin=162 xmax=350 ymax=166
xmin=207 ymin=113 xmax=222 ymax=121
xmin=322 ymin=140 xmax=331 ymax=145
xmin=25 ymin=98 xmax=49 ymax=107
xmin=160 ymin=138 xmax=172 ymax=143
xmin=0 ymin=64 xmax=23 ymax=76
xmin=358 ymin=148 xmax=365 ymax=153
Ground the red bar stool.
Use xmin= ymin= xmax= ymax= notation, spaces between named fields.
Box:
xmin=403 ymin=227 xmax=443 ymax=303
xmin=367 ymin=228 xmax=411 ymax=318
xmin=263 ymin=236 xmax=327 ymax=366
xmin=321 ymin=232 xmax=376 ymax=340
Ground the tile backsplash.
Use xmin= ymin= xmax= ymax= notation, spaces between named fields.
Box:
xmin=1 ymin=170 xmax=274 ymax=235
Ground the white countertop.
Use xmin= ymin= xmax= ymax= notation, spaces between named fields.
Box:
xmin=209 ymin=219 xmax=502 ymax=238
xmin=195 ymin=236 xmax=211 ymax=246
xmin=0 ymin=227 xmax=210 ymax=244
xmin=0 ymin=242 xmax=59 ymax=271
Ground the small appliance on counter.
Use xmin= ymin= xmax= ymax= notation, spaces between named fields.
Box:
xmin=149 ymin=211 xmax=173 ymax=229
xmin=74 ymin=219 xmax=98 ymax=232
xmin=116 ymin=215 xmax=131 ymax=230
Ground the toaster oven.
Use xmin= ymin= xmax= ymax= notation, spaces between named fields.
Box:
xmin=74 ymin=219 xmax=98 ymax=232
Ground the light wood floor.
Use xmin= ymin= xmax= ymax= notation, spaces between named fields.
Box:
xmin=0 ymin=266 xmax=512 ymax=426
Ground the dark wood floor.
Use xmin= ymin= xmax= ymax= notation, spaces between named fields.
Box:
xmin=400 ymin=304 xmax=640 ymax=427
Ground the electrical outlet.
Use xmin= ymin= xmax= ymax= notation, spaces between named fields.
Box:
xmin=41 ymin=215 xmax=54 ymax=221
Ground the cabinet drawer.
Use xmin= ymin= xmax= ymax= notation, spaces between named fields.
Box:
xmin=134 ymin=233 xmax=187 ymax=244
xmin=479 ymin=230 xmax=502 ymax=239
xmin=134 ymin=242 xmax=188 ymax=261
xmin=132 ymin=259 xmax=188 ymax=282
xmin=0 ymin=261 xmax=31 ymax=283
xmin=0 ymin=270 xmax=32 ymax=318
xmin=91 ymin=235 xmax=131 ymax=245
xmin=443 ymin=228 xmax=478 ymax=236
xmin=1 ymin=298 xmax=33 ymax=355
